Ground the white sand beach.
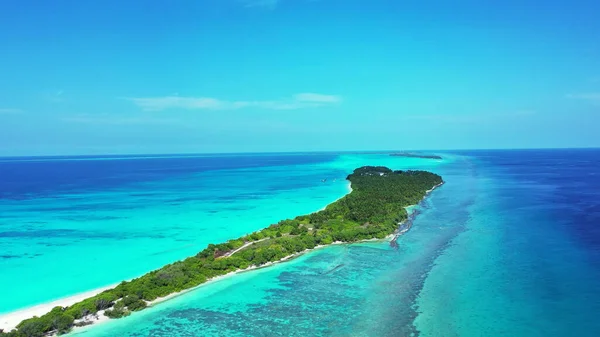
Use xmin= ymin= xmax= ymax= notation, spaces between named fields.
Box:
xmin=0 ymin=285 xmax=117 ymax=332
xmin=1 ymin=181 xmax=442 ymax=334
xmin=319 ymin=182 xmax=352 ymax=211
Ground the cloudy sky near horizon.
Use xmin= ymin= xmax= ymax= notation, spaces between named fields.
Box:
xmin=0 ymin=0 xmax=599 ymax=155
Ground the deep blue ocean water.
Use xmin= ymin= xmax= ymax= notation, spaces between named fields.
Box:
xmin=1 ymin=150 xmax=599 ymax=336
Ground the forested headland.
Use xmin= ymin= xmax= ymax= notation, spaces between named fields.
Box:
xmin=0 ymin=166 xmax=442 ymax=337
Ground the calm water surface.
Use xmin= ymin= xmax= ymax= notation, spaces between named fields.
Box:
xmin=0 ymin=153 xmax=434 ymax=313
xmin=2 ymin=151 xmax=599 ymax=336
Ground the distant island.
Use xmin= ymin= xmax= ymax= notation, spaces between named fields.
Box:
xmin=390 ymin=152 xmax=443 ymax=160
xmin=0 ymin=166 xmax=443 ymax=337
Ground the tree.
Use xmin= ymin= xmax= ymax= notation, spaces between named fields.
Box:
xmin=52 ymin=314 xmax=74 ymax=335
xmin=8 ymin=166 xmax=443 ymax=336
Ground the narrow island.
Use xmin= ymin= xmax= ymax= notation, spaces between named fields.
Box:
xmin=0 ymin=166 xmax=443 ymax=337
xmin=389 ymin=152 xmax=443 ymax=160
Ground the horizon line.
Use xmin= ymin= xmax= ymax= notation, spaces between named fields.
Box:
xmin=0 ymin=147 xmax=598 ymax=159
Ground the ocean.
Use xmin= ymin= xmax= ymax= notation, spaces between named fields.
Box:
xmin=1 ymin=150 xmax=599 ymax=336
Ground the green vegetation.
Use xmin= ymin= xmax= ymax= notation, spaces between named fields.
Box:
xmin=0 ymin=166 xmax=442 ymax=337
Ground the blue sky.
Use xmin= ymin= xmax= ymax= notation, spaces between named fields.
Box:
xmin=0 ymin=0 xmax=599 ymax=155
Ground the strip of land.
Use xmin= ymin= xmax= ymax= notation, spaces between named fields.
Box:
xmin=0 ymin=166 xmax=443 ymax=337
xmin=0 ymin=286 xmax=116 ymax=333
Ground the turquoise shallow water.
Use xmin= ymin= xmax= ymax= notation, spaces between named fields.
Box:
xmin=4 ymin=151 xmax=600 ymax=336
xmin=67 ymin=154 xmax=455 ymax=337
xmin=65 ymin=150 xmax=600 ymax=337
xmin=414 ymin=152 xmax=600 ymax=336
xmin=0 ymin=153 xmax=438 ymax=313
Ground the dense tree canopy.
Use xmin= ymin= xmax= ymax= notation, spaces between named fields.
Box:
xmin=1 ymin=167 xmax=442 ymax=337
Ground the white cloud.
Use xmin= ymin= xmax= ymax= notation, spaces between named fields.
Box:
xmin=0 ymin=108 xmax=22 ymax=114
xmin=567 ymin=93 xmax=600 ymax=104
xmin=294 ymin=93 xmax=341 ymax=103
xmin=63 ymin=114 xmax=182 ymax=125
xmin=126 ymin=93 xmax=342 ymax=112
xmin=128 ymin=97 xmax=224 ymax=111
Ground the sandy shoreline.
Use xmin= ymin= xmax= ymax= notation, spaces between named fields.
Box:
xmin=0 ymin=284 xmax=117 ymax=332
xmin=319 ymin=181 xmax=352 ymax=211
xmin=0 ymin=182 xmax=356 ymax=333
xmin=65 ymin=241 xmax=362 ymax=335
xmin=1 ymin=237 xmax=376 ymax=334
xmin=1 ymin=181 xmax=442 ymax=334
